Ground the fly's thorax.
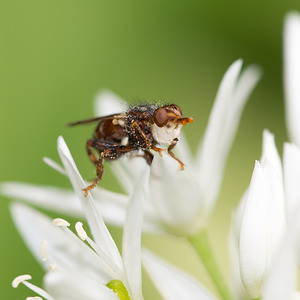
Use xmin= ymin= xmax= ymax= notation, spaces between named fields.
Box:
xmin=125 ymin=105 xmax=155 ymax=148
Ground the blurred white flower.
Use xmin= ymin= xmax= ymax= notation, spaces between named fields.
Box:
xmin=230 ymin=130 xmax=300 ymax=299
xmin=284 ymin=11 xmax=300 ymax=146
xmin=228 ymin=12 xmax=300 ymax=299
xmin=11 ymin=136 xmax=147 ymax=300
xmin=2 ymin=59 xmax=261 ymax=236
xmin=145 ymin=59 xmax=261 ymax=235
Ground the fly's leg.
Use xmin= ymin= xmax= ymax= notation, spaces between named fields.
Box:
xmin=131 ymin=121 xmax=165 ymax=156
xmin=167 ymin=140 xmax=184 ymax=170
xmin=134 ymin=150 xmax=154 ymax=165
xmin=83 ymin=140 xmax=136 ymax=196
xmin=83 ymin=150 xmax=106 ymax=196
xmin=86 ymin=139 xmax=98 ymax=165
xmin=143 ymin=150 xmax=154 ymax=165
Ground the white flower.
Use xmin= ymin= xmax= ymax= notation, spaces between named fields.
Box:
xmin=237 ymin=130 xmax=286 ymax=298
xmin=11 ymin=136 xmax=147 ymax=300
xmin=231 ymin=130 xmax=300 ymax=299
xmin=2 ymin=60 xmax=261 ymax=236
xmin=284 ymin=11 xmax=300 ymax=146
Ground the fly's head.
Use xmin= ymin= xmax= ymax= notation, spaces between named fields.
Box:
xmin=151 ymin=104 xmax=193 ymax=145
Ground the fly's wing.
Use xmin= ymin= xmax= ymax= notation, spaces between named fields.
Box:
xmin=67 ymin=113 xmax=126 ymax=126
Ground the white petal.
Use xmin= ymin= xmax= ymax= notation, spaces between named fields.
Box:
xmin=283 ymin=143 xmax=300 ymax=219
xmin=284 ymin=12 xmax=300 ymax=146
xmin=262 ymin=240 xmax=297 ymax=300
xmin=262 ymin=214 xmax=300 ymax=300
xmin=44 ymin=269 xmax=119 ymax=300
xmin=173 ymin=131 xmax=194 ymax=168
xmin=2 ymin=182 xmax=83 ymax=216
xmin=57 ymin=136 xmax=123 ymax=270
xmin=197 ymin=59 xmax=243 ymax=172
xmin=2 ymin=182 xmax=163 ymax=234
xmin=109 ymin=156 xmax=148 ymax=194
xmin=1 ymin=181 xmax=134 ymax=228
xmin=43 ymin=157 xmax=66 ymax=175
xmin=94 ymin=90 xmax=127 ymax=116
xmin=260 ymin=158 xmax=286 ymax=259
xmin=149 ymin=152 xmax=204 ymax=235
xmin=262 ymin=156 xmax=286 ymax=226
xmin=228 ymin=190 xmax=250 ymax=300
xmin=82 ymin=186 xmax=129 ymax=227
xmin=260 ymin=130 xmax=282 ymax=180
xmin=292 ymin=292 xmax=300 ymax=300
xmin=196 ymin=60 xmax=261 ymax=212
xmin=142 ymin=249 xmax=217 ymax=300
xmin=122 ymin=170 xmax=149 ymax=300
xmin=11 ymin=203 xmax=63 ymax=267
xmin=222 ymin=64 xmax=262 ymax=159
xmin=239 ymin=161 xmax=285 ymax=298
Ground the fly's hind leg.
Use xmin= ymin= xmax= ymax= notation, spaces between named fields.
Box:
xmin=83 ymin=150 xmax=106 ymax=196
xmin=86 ymin=139 xmax=98 ymax=165
xmin=83 ymin=139 xmax=136 ymax=196
xmin=167 ymin=139 xmax=184 ymax=170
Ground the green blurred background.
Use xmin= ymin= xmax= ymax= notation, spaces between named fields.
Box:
xmin=1 ymin=0 xmax=299 ymax=298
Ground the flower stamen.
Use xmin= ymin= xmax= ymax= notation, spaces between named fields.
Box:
xmin=75 ymin=221 xmax=87 ymax=240
xmin=74 ymin=221 xmax=125 ymax=280
xmin=53 ymin=218 xmax=70 ymax=227
xmin=12 ymin=275 xmax=54 ymax=300
xmin=12 ymin=274 xmax=32 ymax=288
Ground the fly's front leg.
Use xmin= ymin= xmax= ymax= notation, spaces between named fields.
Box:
xmin=131 ymin=121 xmax=165 ymax=156
xmin=167 ymin=139 xmax=184 ymax=170
xmin=83 ymin=140 xmax=136 ymax=196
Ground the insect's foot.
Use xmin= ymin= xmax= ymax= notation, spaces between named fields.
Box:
xmin=82 ymin=187 xmax=90 ymax=197
xmin=82 ymin=184 xmax=95 ymax=197
xmin=157 ymin=149 xmax=164 ymax=157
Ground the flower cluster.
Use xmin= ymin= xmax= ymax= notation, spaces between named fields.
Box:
xmin=3 ymin=10 xmax=300 ymax=300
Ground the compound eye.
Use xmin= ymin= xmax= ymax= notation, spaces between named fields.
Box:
xmin=153 ymin=107 xmax=169 ymax=127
